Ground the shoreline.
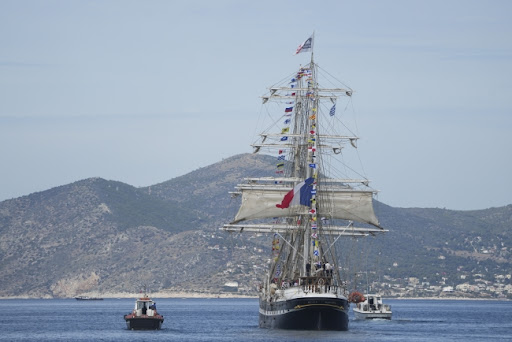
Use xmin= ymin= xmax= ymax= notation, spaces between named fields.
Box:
xmin=0 ymin=292 xmax=258 ymax=300
xmin=389 ymin=296 xmax=508 ymax=301
xmin=0 ymin=292 xmax=508 ymax=301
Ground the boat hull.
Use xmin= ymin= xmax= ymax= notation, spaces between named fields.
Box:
xmin=259 ymin=296 xmax=349 ymax=331
xmin=124 ymin=316 xmax=164 ymax=330
xmin=353 ymin=309 xmax=392 ymax=320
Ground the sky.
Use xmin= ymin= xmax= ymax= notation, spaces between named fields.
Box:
xmin=1 ymin=0 xmax=511 ymax=210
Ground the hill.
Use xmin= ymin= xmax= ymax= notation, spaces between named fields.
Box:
xmin=0 ymin=154 xmax=510 ymax=298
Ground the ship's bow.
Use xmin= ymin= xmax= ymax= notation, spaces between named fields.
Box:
xmin=259 ymin=296 xmax=349 ymax=331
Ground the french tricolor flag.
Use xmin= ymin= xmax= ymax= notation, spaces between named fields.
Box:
xmin=276 ymin=177 xmax=315 ymax=209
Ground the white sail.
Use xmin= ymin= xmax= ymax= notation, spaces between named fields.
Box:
xmin=232 ymin=187 xmax=306 ymax=223
xmin=317 ymin=190 xmax=380 ymax=226
xmin=232 ymin=186 xmax=380 ymax=227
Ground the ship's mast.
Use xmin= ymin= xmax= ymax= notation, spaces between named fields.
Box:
xmin=300 ymin=48 xmax=319 ymax=277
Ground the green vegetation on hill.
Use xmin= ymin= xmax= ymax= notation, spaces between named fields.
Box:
xmin=89 ymin=178 xmax=205 ymax=233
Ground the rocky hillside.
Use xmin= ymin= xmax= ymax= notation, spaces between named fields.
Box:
xmin=0 ymin=153 xmax=510 ymax=298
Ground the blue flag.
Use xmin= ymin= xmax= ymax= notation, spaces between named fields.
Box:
xmin=329 ymin=104 xmax=336 ymax=116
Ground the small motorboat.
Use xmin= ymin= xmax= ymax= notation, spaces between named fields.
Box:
xmin=75 ymin=296 xmax=103 ymax=300
xmin=353 ymin=294 xmax=392 ymax=320
xmin=124 ymin=293 xmax=164 ymax=330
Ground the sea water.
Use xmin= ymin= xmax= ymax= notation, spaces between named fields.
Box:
xmin=0 ymin=298 xmax=511 ymax=341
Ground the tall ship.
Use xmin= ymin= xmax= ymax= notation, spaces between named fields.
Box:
xmin=222 ymin=34 xmax=387 ymax=331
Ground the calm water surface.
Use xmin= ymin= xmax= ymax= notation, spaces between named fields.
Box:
xmin=0 ymin=298 xmax=511 ymax=341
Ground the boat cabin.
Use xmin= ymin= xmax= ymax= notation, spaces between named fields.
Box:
xmin=133 ymin=297 xmax=157 ymax=317
xmin=357 ymin=294 xmax=391 ymax=312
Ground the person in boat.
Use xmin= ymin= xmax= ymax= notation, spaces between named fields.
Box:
xmin=150 ymin=302 xmax=156 ymax=310
xmin=306 ymin=262 xmax=311 ymax=276
xmin=142 ymin=303 xmax=147 ymax=315
xmin=368 ymin=297 xmax=376 ymax=310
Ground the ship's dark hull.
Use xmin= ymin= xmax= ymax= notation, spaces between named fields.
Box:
xmin=259 ymin=296 xmax=349 ymax=331
xmin=124 ymin=316 xmax=163 ymax=330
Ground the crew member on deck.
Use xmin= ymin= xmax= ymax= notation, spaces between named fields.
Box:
xmin=325 ymin=261 xmax=332 ymax=276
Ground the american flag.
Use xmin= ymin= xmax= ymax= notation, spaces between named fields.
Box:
xmin=295 ymin=35 xmax=313 ymax=55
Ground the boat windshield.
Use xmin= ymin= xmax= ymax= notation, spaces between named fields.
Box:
xmin=137 ymin=301 xmax=151 ymax=310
